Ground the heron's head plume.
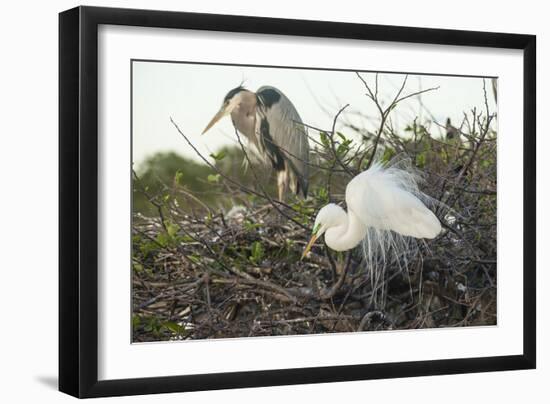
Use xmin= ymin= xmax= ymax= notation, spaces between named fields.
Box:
xmin=202 ymin=86 xmax=249 ymax=135
xmin=223 ymin=86 xmax=247 ymax=103
xmin=301 ymin=204 xmax=346 ymax=259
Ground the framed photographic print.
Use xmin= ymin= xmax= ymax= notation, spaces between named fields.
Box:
xmin=59 ymin=6 xmax=536 ymax=398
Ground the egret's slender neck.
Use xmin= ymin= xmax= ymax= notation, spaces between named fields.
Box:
xmin=324 ymin=209 xmax=367 ymax=252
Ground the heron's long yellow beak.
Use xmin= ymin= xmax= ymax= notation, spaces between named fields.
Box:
xmin=301 ymin=234 xmax=318 ymax=260
xmin=202 ymin=108 xmax=226 ymax=135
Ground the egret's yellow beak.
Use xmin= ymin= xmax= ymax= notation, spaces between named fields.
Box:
xmin=301 ymin=234 xmax=318 ymax=260
xmin=202 ymin=107 xmax=227 ymax=135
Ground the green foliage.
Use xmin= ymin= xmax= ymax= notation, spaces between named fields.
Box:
xmin=207 ymin=174 xmax=221 ymax=183
xmin=161 ymin=321 xmax=186 ymax=335
xmin=133 ymin=151 xmax=216 ymax=215
xmin=188 ymin=254 xmax=201 ymax=264
xmin=174 ymin=170 xmax=183 ymax=185
xmin=133 ymin=315 xmax=187 ymax=339
xmin=381 ymin=148 xmax=396 ymax=163
xmin=243 ymin=220 xmax=261 ymax=232
xmin=133 ymin=147 xmax=277 ymax=216
xmin=292 ymin=199 xmax=315 ymax=225
xmin=249 ymin=241 xmax=265 ymax=264
xmin=209 ymin=150 xmax=227 ymax=161
xmin=165 ymin=221 xmax=179 ymax=238
xmin=319 ymin=131 xmax=330 ymax=148
xmin=133 ymin=233 xmax=157 ymax=258
xmin=315 ymin=186 xmax=329 ymax=205
xmin=416 ymin=152 xmax=426 ymax=168
xmin=335 ymin=132 xmax=353 ymax=157
xmin=132 ymin=262 xmax=144 ymax=273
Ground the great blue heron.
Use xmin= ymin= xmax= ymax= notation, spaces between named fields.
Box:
xmin=302 ymin=158 xmax=441 ymax=260
xmin=202 ymin=86 xmax=309 ymax=201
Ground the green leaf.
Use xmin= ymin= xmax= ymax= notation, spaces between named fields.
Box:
xmin=162 ymin=321 xmax=185 ymax=335
xmin=316 ymin=186 xmax=329 ymax=203
xmin=249 ymin=241 xmax=264 ymax=264
xmin=144 ymin=317 xmax=161 ymax=333
xmin=156 ymin=232 xmax=170 ymax=247
xmin=382 ymin=148 xmax=396 ymax=163
xmin=180 ymin=234 xmax=194 ymax=243
xmin=336 ymin=132 xmax=348 ymax=142
xmin=416 ymin=153 xmax=426 ymax=168
xmin=319 ymin=132 xmax=330 ymax=147
xmin=209 ymin=151 xmax=227 ymax=161
xmin=164 ymin=221 xmax=180 ymax=238
xmin=174 ymin=170 xmax=183 ymax=184
xmin=138 ymin=240 xmax=157 ymax=256
xmin=188 ymin=254 xmax=201 ymax=264
xmin=244 ymin=221 xmax=261 ymax=231
xmin=207 ymin=174 xmax=221 ymax=183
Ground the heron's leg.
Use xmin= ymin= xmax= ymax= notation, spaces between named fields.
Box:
xmin=276 ymin=170 xmax=288 ymax=201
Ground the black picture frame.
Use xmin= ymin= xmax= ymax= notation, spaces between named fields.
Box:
xmin=59 ymin=5 xmax=536 ymax=398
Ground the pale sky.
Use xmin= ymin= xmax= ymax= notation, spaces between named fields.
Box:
xmin=132 ymin=60 xmax=496 ymax=166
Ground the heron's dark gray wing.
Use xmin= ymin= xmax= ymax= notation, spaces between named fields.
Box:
xmin=256 ymin=86 xmax=310 ymax=196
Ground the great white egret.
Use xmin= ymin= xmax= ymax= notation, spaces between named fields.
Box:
xmin=202 ymin=85 xmax=309 ymax=201
xmin=302 ymin=158 xmax=441 ymax=264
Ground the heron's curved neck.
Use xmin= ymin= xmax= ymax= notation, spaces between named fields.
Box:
xmin=324 ymin=209 xmax=367 ymax=252
xmin=229 ymin=91 xmax=257 ymax=141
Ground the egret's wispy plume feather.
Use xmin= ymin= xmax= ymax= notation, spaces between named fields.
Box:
xmin=357 ymin=155 xmax=445 ymax=307
xmin=305 ymin=154 xmax=445 ymax=308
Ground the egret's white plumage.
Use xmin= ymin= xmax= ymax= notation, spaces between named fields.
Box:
xmin=303 ymin=157 xmax=442 ymax=285
xmin=346 ymin=160 xmax=441 ymax=239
